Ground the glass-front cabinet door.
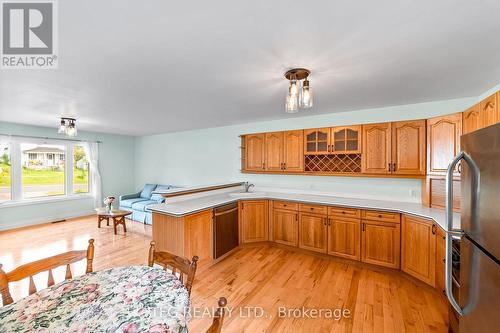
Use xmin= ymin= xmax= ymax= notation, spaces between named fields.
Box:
xmin=304 ymin=128 xmax=330 ymax=154
xmin=331 ymin=126 xmax=361 ymax=154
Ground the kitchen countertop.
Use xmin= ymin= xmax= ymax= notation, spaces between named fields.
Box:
xmin=148 ymin=190 xmax=461 ymax=231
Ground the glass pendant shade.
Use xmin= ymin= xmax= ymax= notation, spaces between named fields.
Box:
xmin=299 ymin=79 xmax=313 ymax=108
xmin=289 ymin=80 xmax=299 ymax=97
xmin=66 ymin=122 xmax=77 ymax=137
xmin=58 ymin=119 xmax=66 ymax=133
xmin=285 ymin=92 xmax=298 ymax=113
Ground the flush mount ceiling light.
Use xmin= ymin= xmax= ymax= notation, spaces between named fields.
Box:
xmin=57 ymin=117 xmax=78 ymax=137
xmin=284 ymin=68 xmax=313 ymax=113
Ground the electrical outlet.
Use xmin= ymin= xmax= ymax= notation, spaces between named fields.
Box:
xmin=409 ymin=189 xmax=418 ymax=198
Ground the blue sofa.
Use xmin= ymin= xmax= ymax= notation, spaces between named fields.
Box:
xmin=119 ymin=184 xmax=178 ymax=225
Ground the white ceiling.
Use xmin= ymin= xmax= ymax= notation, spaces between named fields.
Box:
xmin=1 ymin=0 xmax=499 ymax=136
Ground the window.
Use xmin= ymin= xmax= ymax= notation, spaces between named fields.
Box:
xmin=0 ymin=141 xmax=11 ymax=202
xmin=21 ymin=143 xmax=66 ymax=199
xmin=73 ymin=145 xmax=89 ymax=194
xmin=1 ymin=138 xmax=92 ymax=204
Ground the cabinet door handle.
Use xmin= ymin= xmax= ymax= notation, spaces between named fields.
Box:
xmin=295 ymin=214 xmax=298 ymax=222
xmin=432 ymin=224 xmax=436 ymax=235
xmin=362 ymin=223 xmax=365 ymax=231
xmin=262 ymin=162 xmax=265 ymax=170
xmin=283 ymin=162 xmax=286 ymax=170
xmin=323 ymin=218 xmax=328 ymax=226
xmin=393 ymin=163 xmax=397 ymax=171
xmin=388 ymin=163 xmax=392 ymax=172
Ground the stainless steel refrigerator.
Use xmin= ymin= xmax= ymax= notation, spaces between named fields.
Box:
xmin=445 ymin=123 xmax=500 ymax=332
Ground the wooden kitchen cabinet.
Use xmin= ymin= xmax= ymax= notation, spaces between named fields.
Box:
xmin=480 ymin=92 xmax=499 ymax=128
xmin=304 ymin=128 xmax=330 ymax=155
xmin=327 ymin=217 xmax=361 ymax=260
xmin=298 ymin=212 xmax=328 ymax=253
xmin=362 ymin=123 xmax=392 ymax=174
xmin=265 ymin=132 xmax=284 ymax=171
xmin=273 ymin=209 xmax=298 ymax=246
xmin=435 ymin=226 xmax=446 ymax=296
xmin=283 ymin=130 xmax=304 ymax=172
xmin=239 ymin=200 xmax=268 ymax=243
xmin=401 ymin=215 xmax=436 ymax=286
xmin=331 ymin=126 xmax=361 ymax=154
xmin=361 ymin=219 xmax=401 ymax=269
xmin=427 ymin=113 xmax=462 ymax=176
xmin=463 ymin=104 xmax=482 ymax=134
xmin=245 ymin=134 xmax=266 ymax=171
xmin=391 ymin=120 xmax=426 ymax=175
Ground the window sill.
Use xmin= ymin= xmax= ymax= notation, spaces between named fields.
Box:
xmin=0 ymin=194 xmax=94 ymax=208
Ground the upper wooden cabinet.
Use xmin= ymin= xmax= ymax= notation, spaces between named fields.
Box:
xmin=263 ymin=131 xmax=304 ymax=172
xmin=304 ymin=128 xmax=330 ymax=155
xmin=245 ymin=134 xmax=266 ymax=171
xmin=239 ymin=200 xmax=268 ymax=243
xmin=265 ymin=132 xmax=284 ymax=171
xmin=480 ymin=92 xmax=499 ymax=128
xmin=401 ymin=215 xmax=436 ymax=287
xmin=283 ymin=130 xmax=304 ymax=172
xmin=391 ymin=120 xmax=426 ymax=175
xmin=427 ymin=113 xmax=462 ymax=176
xmin=331 ymin=126 xmax=361 ymax=154
xmin=361 ymin=123 xmax=392 ymax=174
xmin=463 ymin=104 xmax=482 ymax=134
xmin=362 ymin=121 xmax=425 ymax=175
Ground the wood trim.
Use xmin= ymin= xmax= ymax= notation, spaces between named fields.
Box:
xmin=161 ymin=183 xmax=244 ymax=198
xmin=241 ymin=170 xmax=426 ymax=179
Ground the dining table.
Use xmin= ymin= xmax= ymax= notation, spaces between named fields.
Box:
xmin=0 ymin=266 xmax=190 ymax=333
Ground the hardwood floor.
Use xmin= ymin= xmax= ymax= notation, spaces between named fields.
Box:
xmin=0 ymin=216 xmax=448 ymax=332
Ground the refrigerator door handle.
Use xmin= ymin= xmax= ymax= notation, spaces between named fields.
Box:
xmin=445 ymin=151 xmax=481 ymax=316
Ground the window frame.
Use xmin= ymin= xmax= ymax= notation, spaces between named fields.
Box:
xmin=0 ymin=137 xmax=92 ymax=205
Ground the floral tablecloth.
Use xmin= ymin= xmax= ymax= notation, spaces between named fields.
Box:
xmin=0 ymin=266 xmax=190 ymax=333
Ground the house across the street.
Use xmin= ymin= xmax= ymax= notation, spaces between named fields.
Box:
xmin=22 ymin=146 xmax=65 ymax=169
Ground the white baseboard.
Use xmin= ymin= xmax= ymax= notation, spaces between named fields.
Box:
xmin=0 ymin=210 xmax=95 ymax=232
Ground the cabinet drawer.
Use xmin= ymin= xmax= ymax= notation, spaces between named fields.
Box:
xmin=361 ymin=210 xmax=400 ymax=223
xmin=299 ymin=203 xmax=328 ymax=215
xmin=328 ymin=206 xmax=361 ymax=219
xmin=273 ymin=201 xmax=298 ymax=211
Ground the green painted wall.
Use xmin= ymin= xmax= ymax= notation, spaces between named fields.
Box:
xmin=0 ymin=122 xmax=135 ymax=230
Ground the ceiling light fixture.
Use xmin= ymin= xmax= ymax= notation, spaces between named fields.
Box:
xmin=57 ymin=117 xmax=78 ymax=137
xmin=284 ymin=68 xmax=313 ymax=113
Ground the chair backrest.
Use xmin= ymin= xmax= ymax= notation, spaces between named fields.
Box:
xmin=206 ymin=297 xmax=228 ymax=333
xmin=148 ymin=241 xmax=198 ymax=296
xmin=0 ymin=239 xmax=95 ymax=306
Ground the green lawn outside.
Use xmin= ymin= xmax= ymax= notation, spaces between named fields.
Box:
xmin=0 ymin=163 xmax=89 ymax=186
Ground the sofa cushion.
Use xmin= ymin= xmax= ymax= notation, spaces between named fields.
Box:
xmin=140 ymin=184 xmax=157 ymax=199
xmin=131 ymin=200 xmax=157 ymax=212
xmin=150 ymin=185 xmax=173 ymax=203
xmin=120 ymin=197 xmax=149 ymax=208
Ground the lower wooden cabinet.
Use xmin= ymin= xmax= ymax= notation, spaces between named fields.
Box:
xmin=435 ymin=226 xmax=446 ymax=295
xmin=239 ymin=200 xmax=268 ymax=243
xmin=361 ymin=219 xmax=401 ymax=268
xmin=401 ymin=215 xmax=436 ymax=286
xmin=327 ymin=217 xmax=361 ymax=260
xmin=273 ymin=209 xmax=298 ymax=246
xmin=298 ymin=212 xmax=328 ymax=253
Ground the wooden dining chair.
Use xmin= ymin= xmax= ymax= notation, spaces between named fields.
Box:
xmin=0 ymin=239 xmax=95 ymax=306
xmin=205 ymin=297 xmax=228 ymax=333
xmin=148 ymin=241 xmax=199 ymax=296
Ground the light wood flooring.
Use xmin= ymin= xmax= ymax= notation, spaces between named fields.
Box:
xmin=0 ymin=216 xmax=448 ymax=332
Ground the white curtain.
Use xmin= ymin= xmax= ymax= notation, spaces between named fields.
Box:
xmin=83 ymin=142 xmax=103 ymax=208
